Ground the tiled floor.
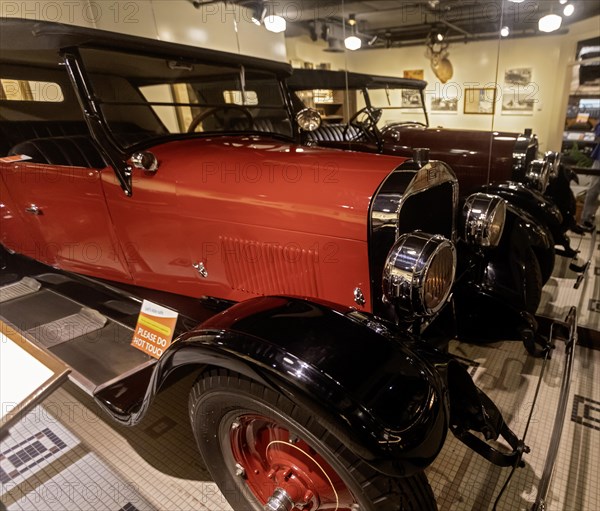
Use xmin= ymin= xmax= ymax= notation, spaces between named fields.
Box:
xmin=1 ymin=228 xmax=598 ymax=511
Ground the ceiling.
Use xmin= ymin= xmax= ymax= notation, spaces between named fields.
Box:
xmin=217 ymin=0 xmax=600 ymax=48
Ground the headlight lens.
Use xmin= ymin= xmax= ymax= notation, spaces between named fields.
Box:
xmin=463 ymin=193 xmax=506 ymax=247
xmin=382 ymin=232 xmax=456 ymax=318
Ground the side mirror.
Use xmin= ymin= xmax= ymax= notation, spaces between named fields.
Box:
xmin=130 ymin=151 xmax=159 ymax=173
xmin=296 ymin=108 xmax=322 ymax=132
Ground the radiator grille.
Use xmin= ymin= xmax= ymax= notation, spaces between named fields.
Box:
xmin=220 ymin=237 xmax=320 ymax=297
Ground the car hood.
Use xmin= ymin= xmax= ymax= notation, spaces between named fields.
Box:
xmin=150 ymin=136 xmax=407 ymax=242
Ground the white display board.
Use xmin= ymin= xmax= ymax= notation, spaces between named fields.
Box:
xmin=0 ymin=322 xmax=70 ymax=436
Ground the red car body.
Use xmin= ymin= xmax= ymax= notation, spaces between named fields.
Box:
xmin=1 ymin=138 xmax=407 ymax=312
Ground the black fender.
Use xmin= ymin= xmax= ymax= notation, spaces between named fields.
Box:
xmin=95 ymin=296 xmax=450 ymax=477
xmin=456 ymin=201 xmax=552 ymax=309
xmin=478 ymin=181 xmax=567 ymax=249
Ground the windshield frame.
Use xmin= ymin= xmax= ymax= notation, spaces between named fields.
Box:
xmin=62 ymin=46 xmax=297 ymax=195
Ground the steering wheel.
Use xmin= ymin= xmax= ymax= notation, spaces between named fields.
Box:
xmin=343 ymin=107 xmax=382 ymax=142
xmin=187 ymin=105 xmax=254 ymax=133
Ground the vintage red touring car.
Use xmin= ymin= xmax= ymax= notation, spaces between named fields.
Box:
xmin=0 ymin=18 xmax=572 ymax=510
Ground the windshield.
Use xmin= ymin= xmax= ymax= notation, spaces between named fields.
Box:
xmin=356 ymin=88 xmax=428 ymax=127
xmin=80 ymin=48 xmax=292 ymax=148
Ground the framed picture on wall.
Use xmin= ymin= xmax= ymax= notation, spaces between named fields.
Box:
xmin=504 ymin=67 xmax=532 ymax=86
xmin=401 ymin=89 xmax=423 ymax=108
xmin=403 ymin=69 xmax=424 ymax=80
xmin=464 ymin=87 xmax=496 ymax=114
xmin=430 ymin=95 xmax=459 ymax=113
xmin=501 ymin=93 xmax=535 ymax=115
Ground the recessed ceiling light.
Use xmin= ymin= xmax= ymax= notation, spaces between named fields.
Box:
xmin=564 ymin=4 xmax=575 ymax=16
xmin=500 ymin=26 xmax=510 ymax=37
xmin=538 ymin=14 xmax=562 ymax=32
xmin=559 ymin=0 xmax=568 ymax=4
xmin=507 ymin=0 xmax=525 ymax=3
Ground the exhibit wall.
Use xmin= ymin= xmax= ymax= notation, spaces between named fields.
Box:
xmin=285 ymin=15 xmax=600 ymax=152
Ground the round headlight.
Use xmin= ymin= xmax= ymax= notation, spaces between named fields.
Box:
xmin=295 ymin=108 xmax=322 ymax=132
xmin=525 ymin=159 xmax=551 ymax=192
xmin=463 ymin=193 xmax=506 ymax=247
xmin=382 ymin=232 xmax=456 ymax=318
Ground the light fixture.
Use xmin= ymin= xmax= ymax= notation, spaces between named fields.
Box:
xmin=500 ymin=26 xmax=510 ymax=37
xmin=436 ymin=31 xmax=444 ymax=41
xmin=320 ymin=23 xmax=330 ymax=41
xmin=344 ymin=13 xmax=362 ymax=50
xmin=507 ymin=0 xmax=525 ymax=3
xmin=264 ymin=14 xmax=286 ymax=33
xmin=559 ymin=0 xmax=568 ymax=4
xmin=251 ymin=2 xmax=266 ymax=25
xmin=368 ymin=34 xmax=379 ymax=46
xmin=345 ymin=35 xmax=362 ymax=50
xmin=563 ymin=4 xmax=575 ymax=16
xmin=538 ymin=13 xmax=562 ymax=32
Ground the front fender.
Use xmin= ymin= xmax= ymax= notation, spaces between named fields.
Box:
xmin=96 ymin=296 xmax=449 ymax=477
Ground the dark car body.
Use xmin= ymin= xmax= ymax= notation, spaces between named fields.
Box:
xmin=288 ymin=68 xmax=578 ymax=258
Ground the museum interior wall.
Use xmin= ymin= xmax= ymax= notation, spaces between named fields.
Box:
xmin=286 ymin=15 xmax=600 ymax=152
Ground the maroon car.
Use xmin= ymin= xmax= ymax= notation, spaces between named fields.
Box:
xmin=289 ymin=69 xmax=578 ymax=264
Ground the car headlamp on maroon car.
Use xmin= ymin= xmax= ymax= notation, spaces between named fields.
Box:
xmin=382 ymin=232 xmax=456 ymax=318
xmin=463 ymin=193 xmax=507 ymax=247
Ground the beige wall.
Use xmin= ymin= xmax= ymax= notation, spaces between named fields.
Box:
xmin=0 ymin=0 xmax=287 ymax=62
xmin=286 ymin=16 xmax=600 ymax=152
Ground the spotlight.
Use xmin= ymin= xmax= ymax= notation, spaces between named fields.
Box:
xmin=564 ymin=4 xmax=574 ymax=16
xmin=264 ymin=14 xmax=286 ymax=33
xmin=308 ymin=21 xmax=317 ymax=41
xmin=345 ymin=35 xmax=362 ymax=51
xmin=500 ymin=26 xmax=510 ymax=37
xmin=368 ymin=34 xmax=379 ymax=46
xmin=538 ymin=14 xmax=562 ymax=32
xmin=251 ymin=2 xmax=266 ymax=25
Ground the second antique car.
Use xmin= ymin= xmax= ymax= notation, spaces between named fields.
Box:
xmin=0 ymin=18 xmax=568 ymax=511
xmin=288 ymin=68 xmax=579 ymax=268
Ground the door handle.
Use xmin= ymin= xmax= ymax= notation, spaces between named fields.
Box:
xmin=25 ymin=204 xmax=42 ymax=215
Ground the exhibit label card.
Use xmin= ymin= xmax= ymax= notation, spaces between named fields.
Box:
xmin=131 ymin=300 xmax=178 ymax=359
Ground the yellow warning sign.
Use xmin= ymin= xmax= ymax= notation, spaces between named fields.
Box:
xmin=131 ymin=300 xmax=178 ymax=359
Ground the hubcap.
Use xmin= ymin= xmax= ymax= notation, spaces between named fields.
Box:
xmin=229 ymin=414 xmax=358 ymax=510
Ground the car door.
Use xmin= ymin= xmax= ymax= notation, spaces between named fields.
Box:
xmin=100 ymin=156 xmax=201 ymax=297
xmin=0 ymin=160 xmax=132 ymax=283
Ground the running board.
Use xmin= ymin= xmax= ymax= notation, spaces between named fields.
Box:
xmin=26 ymin=307 xmax=107 ymax=349
xmin=0 ymin=276 xmax=41 ymax=302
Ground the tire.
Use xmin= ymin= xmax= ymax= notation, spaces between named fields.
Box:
xmin=189 ymin=369 xmax=437 ymax=511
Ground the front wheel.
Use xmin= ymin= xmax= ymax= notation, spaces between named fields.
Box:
xmin=189 ymin=369 xmax=437 ymax=511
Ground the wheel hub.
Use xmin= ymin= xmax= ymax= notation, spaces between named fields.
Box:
xmin=229 ymin=414 xmax=358 ymax=510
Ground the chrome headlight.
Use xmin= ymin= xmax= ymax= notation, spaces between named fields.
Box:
xmin=382 ymin=232 xmax=456 ymax=318
xmin=463 ymin=193 xmax=506 ymax=247
xmin=525 ymin=158 xmax=551 ymax=192
xmin=544 ymin=151 xmax=561 ymax=179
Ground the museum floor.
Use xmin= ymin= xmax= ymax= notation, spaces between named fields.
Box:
xmin=1 ymin=224 xmax=599 ymax=511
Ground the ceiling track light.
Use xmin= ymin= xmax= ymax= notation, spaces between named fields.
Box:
xmin=500 ymin=26 xmax=510 ymax=37
xmin=563 ymin=4 xmax=575 ymax=16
